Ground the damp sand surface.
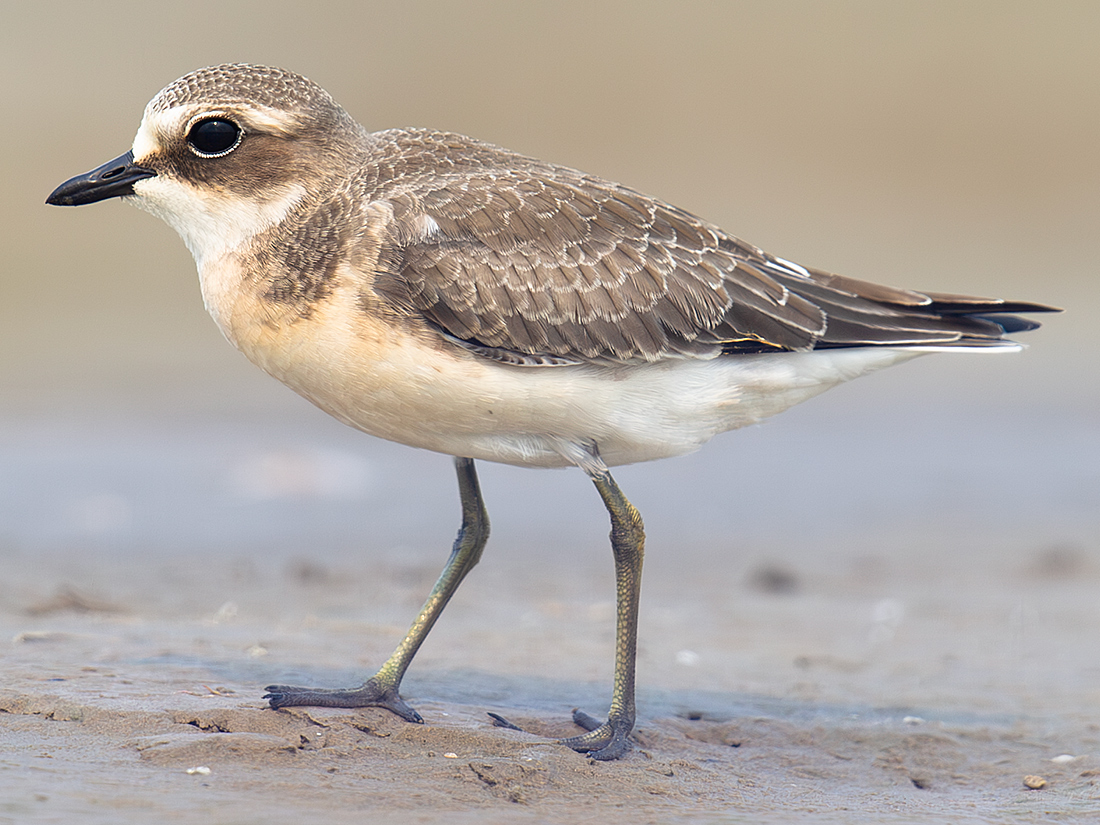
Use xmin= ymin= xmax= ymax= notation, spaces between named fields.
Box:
xmin=2 ymin=408 xmax=1098 ymax=824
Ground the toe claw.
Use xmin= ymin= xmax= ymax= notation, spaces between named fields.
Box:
xmin=487 ymin=712 xmax=525 ymax=731
xmin=263 ymin=687 xmax=290 ymax=708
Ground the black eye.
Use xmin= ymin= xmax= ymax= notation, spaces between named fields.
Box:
xmin=186 ymin=118 xmax=242 ymax=157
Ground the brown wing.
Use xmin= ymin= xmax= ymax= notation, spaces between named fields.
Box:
xmin=368 ymin=131 xmax=1055 ymax=362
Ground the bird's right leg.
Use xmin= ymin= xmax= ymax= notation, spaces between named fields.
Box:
xmin=265 ymin=457 xmax=490 ymax=721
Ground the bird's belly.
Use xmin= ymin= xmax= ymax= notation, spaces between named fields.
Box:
xmin=233 ymin=301 xmax=923 ymax=469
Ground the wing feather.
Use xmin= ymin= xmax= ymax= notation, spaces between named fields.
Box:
xmin=363 ymin=130 xmax=1056 ymax=363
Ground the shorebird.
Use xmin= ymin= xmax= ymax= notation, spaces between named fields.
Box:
xmin=48 ymin=64 xmax=1055 ymax=760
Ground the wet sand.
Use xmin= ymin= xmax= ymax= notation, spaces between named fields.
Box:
xmin=2 ymin=402 xmax=1098 ymax=824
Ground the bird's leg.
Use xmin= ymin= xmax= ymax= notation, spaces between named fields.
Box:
xmin=557 ymin=468 xmax=645 ymax=760
xmin=265 ymin=457 xmax=490 ymax=721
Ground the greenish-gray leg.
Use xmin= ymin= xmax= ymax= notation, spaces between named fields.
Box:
xmin=265 ymin=457 xmax=490 ymax=721
xmin=556 ymin=468 xmax=644 ymax=760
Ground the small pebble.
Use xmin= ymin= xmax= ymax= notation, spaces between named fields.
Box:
xmin=1023 ymin=775 xmax=1047 ymax=790
xmin=443 ymin=752 xmax=458 ymax=759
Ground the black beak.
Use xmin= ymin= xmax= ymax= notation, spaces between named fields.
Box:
xmin=46 ymin=150 xmax=157 ymax=206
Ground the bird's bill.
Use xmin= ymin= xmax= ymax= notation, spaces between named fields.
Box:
xmin=46 ymin=150 xmax=157 ymax=206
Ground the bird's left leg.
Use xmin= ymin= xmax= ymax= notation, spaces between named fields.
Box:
xmin=556 ymin=467 xmax=645 ymax=760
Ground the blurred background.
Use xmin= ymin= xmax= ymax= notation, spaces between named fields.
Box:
xmin=1 ymin=1 xmax=1096 ymax=677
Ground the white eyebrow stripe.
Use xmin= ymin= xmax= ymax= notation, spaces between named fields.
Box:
xmin=131 ymin=103 xmax=301 ymax=163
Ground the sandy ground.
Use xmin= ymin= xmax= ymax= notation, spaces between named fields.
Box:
xmin=2 ymin=396 xmax=1098 ymax=824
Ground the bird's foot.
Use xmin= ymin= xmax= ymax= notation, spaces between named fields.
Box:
xmin=264 ymin=678 xmax=422 ymax=723
xmin=557 ymin=708 xmax=633 ymax=760
xmin=488 ymin=707 xmax=633 ymax=761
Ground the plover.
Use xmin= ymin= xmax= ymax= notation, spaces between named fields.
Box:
xmin=48 ymin=64 xmax=1056 ymax=760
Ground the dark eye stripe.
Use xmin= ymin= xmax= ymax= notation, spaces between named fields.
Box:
xmin=187 ymin=118 xmax=242 ymax=157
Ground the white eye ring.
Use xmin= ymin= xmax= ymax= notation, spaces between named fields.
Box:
xmin=186 ymin=117 xmax=243 ymax=158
